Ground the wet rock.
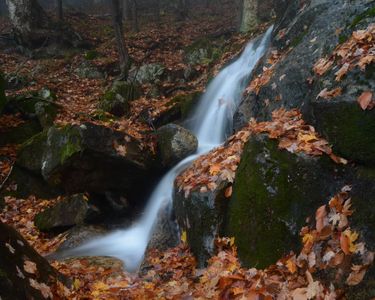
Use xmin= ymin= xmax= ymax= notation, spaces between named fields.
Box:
xmin=34 ymin=194 xmax=96 ymax=232
xmin=184 ymin=37 xmax=223 ymax=66
xmin=100 ymin=80 xmax=141 ymax=117
xmin=173 ymin=181 xmax=230 ymax=267
xmin=147 ymin=204 xmax=179 ymax=251
xmin=224 ymin=134 xmax=346 ymax=268
xmin=156 ymin=123 xmax=198 ymax=167
xmin=17 ymin=122 xmax=157 ymax=197
xmin=0 ymin=221 xmax=68 ymax=300
xmin=4 ymin=72 xmax=28 ymax=90
xmin=55 ymin=225 xmax=107 ymax=252
xmin=74 ymin=60 xmax=103 ymax=79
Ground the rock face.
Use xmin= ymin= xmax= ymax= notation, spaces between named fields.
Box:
xmin=173 ymin=181 xmax=230 ymax=267
xmin=17 ymin=122 xmax=157 ymax=199
xmin=100 ymin=80 xmax=142 ymax=117
xmin=224 ymin=135 xmax=346 ymax=268
xmin=34 ymin=194 xmax=93 ymax=232
xmin=0 ymin=221 xmax=67 ymax=300
xmin=156 ymin=124 xmax=198 ymax=167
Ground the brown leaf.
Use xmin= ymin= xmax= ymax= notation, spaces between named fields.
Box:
xmin=357 ymin=91 xmax=373 ymax=110
xmin=224 ymin=186 xmax=233 ymax=198
xmin=346 ymin=265 xmax=367 ymax=286
xmin=24 ymin=260 xmax=37 ymax=274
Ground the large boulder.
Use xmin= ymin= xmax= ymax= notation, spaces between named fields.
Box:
xmin=17 ymin=123 xmax=157 ymax=199
xmin=224 ymin=135 xmax=346 ymax=268
xmin=156 ymin=124 xmax=198 ymax=167
xmin=34 ymin=194 xmax=97 ymax=232
xmin=0 ymin=221 xmax=68 ymax=300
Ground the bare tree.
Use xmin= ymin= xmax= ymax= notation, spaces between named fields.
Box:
xmin=110 ymin=0 xmax=130 ymax=79
xmin=176 ymin=0 xmax=189 ymax=20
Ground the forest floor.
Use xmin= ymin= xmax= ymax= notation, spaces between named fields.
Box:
xmin=0 ymin=6 xmax=373 ymax=300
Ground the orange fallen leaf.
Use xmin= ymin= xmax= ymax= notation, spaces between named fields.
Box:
xmin=357 ymin=91 xmax=373 ymax=110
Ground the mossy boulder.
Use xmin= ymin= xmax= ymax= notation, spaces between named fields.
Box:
xmin=156 ymin=124 xmax=198 ymax=167
xmin=224 ymin=135 xmax=346 ymax=268
xmin=0 ymin=221 xmax=68 ymax=300
xmin=173 ymin=181 xmax=230 ymax=267
xmin=100 ymin=80 xmax=141 ymax=117
xmin=17 ymin=123 xmax=157 ymax=198
xmin=34 ymin=194 xmax=92 ymax=232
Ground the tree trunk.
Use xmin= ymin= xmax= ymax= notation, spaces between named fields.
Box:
xmin=240 ymin=0 xmax=258 ymax=33
xmin=56 ymin=0 xmax=63 ymax=20
xmin=5 ymin=0 xmax=51 ymax=46
xmin=110 ymin=0 xmax=130 ymax=79
xmin=130 ymin=0 xmax=139 ymax=32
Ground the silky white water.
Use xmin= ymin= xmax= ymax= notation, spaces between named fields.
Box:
xmin=70 ymin=27 xmax=273 ymax=271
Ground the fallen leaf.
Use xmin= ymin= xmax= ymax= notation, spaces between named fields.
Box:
xmin=24 ymin=260 xmax=37 ymax=274
xmin=357 ymin=91 xmax=373 ymax=110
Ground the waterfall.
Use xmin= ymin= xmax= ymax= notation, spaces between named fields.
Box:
xmin=70 ymin=27 xmax=273 ymax=271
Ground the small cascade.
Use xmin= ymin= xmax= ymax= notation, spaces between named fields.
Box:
xmin=71 ymin=26 xmax=273 ymax=271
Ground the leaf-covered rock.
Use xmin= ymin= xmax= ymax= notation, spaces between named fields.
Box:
xmin=0 ymin=221 xmax=68 ymax=300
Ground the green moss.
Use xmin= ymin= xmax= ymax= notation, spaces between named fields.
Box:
xmin=168 ymin=91 xmax=201 ymax=119
xmin=350 ymin=6 xmax=375 ymax=28
xmin=58 ymin=126 xmax=82 ymax=164
xmin=290 ymin=31 xmax=307 ymax=48
xmin=224 ymin=136 xmax=338 ymax=268
xmin=85 ymin=50 xmax=99 ymax=60
xmin=312 ymin=101 xmax=375 ymax=165
xmin=338 ymin=33 xmax=348 ymax=44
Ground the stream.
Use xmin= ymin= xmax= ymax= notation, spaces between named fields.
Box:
xmin=71 ymin=26 xmax=273 ymax=271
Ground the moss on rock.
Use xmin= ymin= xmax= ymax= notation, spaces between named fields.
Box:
xmin=224 ymin=135 xmax=345 ymax=268
xmin=312 ymin=100 xmax=375 ymax=166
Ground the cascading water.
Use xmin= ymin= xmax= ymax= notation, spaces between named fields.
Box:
xmin=69 ymin=27 xmax=273 ymax=271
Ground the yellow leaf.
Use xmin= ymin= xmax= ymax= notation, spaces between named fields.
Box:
xmin=209 ymin=164 xmax=221 ymax=175
xmin=230 ymin=237 xmax=235 ymax=247
xmin=181 ymin=230 xmax=187 ymax=244
xmin=73 ymin=278 xmax=81 ymax=290
xmin=302 ymin=233 xmax=314 ymax=245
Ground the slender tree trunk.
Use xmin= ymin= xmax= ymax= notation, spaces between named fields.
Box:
xmin=130 ymin=0 xmax=138 ymax=32
xmin=176 ymin=0 xmax=189 ymax=20
xmin=56 ymin=0 xmax=63 ymax=20
xmin=110 ymin=0 xmax=130 ymax=79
